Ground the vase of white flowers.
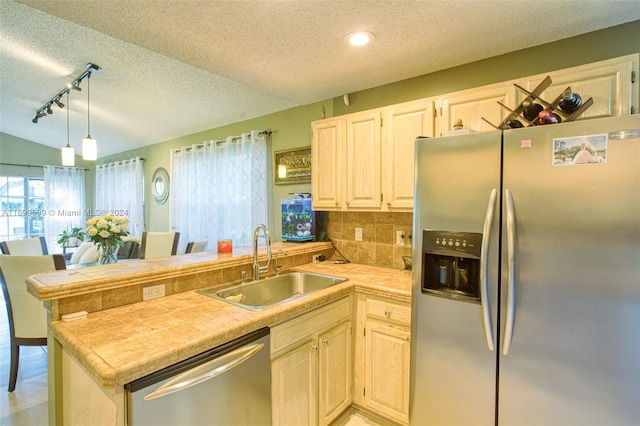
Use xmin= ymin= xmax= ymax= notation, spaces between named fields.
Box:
xmin=85 ymin=214 xmax=130 ymax=264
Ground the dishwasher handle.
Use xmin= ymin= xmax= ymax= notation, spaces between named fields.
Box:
xmin=143 ymin=342 xmax=265 ymax=401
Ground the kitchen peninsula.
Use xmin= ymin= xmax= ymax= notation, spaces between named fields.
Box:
xmin=26 ymin=241 xmax=411 ymax=425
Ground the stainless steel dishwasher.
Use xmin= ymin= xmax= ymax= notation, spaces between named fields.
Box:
xmin=125 ymin=327 xmax=271 ymax=425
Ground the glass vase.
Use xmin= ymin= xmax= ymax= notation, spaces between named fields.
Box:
xmin=100 ymin=243 xmax=119 ymax=264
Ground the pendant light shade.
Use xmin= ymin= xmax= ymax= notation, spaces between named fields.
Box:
xmin=61 ymin=91 xmax=75 ymax=166
xmin=82 ymin=136 xmax=97 ymax=161
xmin=61 ymin=144 xmax=75 ymax=166
xmin=82 ymin=72 xmax=97 ymax=160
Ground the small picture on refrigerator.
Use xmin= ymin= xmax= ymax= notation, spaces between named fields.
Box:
xmin=553 ymin=133 xmax=608 ymax=166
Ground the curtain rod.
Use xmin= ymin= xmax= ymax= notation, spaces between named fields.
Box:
xmin=97 ymin=157 xmax=146 ymax=168
xmin=173 ymin=129 xmax=273 ymax=153
xmin=0 ymin=162 xmax=90 ymax=171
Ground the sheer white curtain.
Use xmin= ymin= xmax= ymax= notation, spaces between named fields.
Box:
xmin=95 ymin=157 xmax=145 ymax=237
xmin=43 ymin=166 xmax=86 ymax=254
xmin=170 ymin=130 xmax=267 ymax=253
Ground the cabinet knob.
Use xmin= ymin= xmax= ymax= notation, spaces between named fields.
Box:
xmin=312 ymin=344 xmax=318 ymax=352
xmin=384 ymin=309 xmax=391 ymax=318
xmin=322 ymin=339 xmax=329 ymax=346
xmin=407 ymin=336 xmax=411 ymax=343
xmin=345 ymin=200 xmax=350 ymax=206
xmin=386 ymin=201 xmax=392 ymax=207
xmin=335 ymin=201 xmax=339 ymax=207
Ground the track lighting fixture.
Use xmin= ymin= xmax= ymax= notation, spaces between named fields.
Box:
xmin=32 ymin=63 xmax=100 ymax=125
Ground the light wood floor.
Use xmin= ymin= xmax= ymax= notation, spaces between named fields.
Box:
xmin=0 ymin=291 xmax=49 ymax=425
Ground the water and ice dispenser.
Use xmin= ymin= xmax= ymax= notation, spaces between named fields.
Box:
xmin=421 ymin=230 xmax=482 ymax=303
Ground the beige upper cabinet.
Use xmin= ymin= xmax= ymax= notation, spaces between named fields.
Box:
xmin=436 ymin=83 xmax=516 ymax=136
xmin=524 ymin=54 xmax=638 ymax=119
xmin=311 ymin=119 xmax=343 ymax=210
xmin=311 ymin=100 xmax=433 ymax=212
xmin=383 ymin=99 xmax=435 ymax=210
xmin=345 ymin=110 xmax=383 ymax=210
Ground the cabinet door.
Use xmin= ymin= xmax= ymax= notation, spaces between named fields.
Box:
xmin=365 ymin=322 xmax=410 ymax=425
xmin=437 ymin=84 xmax=515 ymax=136
xmin=272 ymin=341 xmax=317 ymax=426
xmin=383 ymin=100 xmax=434 ymax=211
xmin=525 ymin=55 xmax=636 ymax=119
xmin=312 ymin=119 xmax=343 ymax=210
xmin=345 ymin=111 xmax=382 ymax=210
xmin=318 ymin=321 xmax=352 ymax=426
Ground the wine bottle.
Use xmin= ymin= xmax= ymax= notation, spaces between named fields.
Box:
xmin=504 ymin=119 xmax=523 ymax=129
xmin=522 ymin=101 xmax=544 ymax=121
xmin=558 ymin=88 xmax=582 ymax=114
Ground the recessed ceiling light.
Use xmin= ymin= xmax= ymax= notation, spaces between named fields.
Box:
xmin=344 ymin=31 xmax=375 ymax=47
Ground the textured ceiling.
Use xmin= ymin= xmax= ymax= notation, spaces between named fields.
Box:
xmin=1 ymin=0 xmax=640 ymax=157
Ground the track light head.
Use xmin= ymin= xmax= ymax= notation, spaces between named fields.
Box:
xmin=68 ymin=82 xmax=81 ymax=91
xmin=54 ymin=98 xmax=64 ymax=108
xmin=46 ymin=104 xmax=53 ymax=115
xmin=36 ymin=111 xmax=47 ymax=118
xmin=32 ymin=116 xmax=39 ymax=124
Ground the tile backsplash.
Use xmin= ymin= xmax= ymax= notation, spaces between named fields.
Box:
xmin=326 ymin=211 xmax=413 ymax=269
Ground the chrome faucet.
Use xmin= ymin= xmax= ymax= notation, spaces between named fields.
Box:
xmin=252 ymin=224 xmax=272 ymax=281
xmin=275 ymin=248 xmax=287 ymax=276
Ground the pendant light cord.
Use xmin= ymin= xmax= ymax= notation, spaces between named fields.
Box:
xmin=66 ymin=91 xmax=70 ymax=147
xmin=86 ymin=73 xmax=91 ymax=137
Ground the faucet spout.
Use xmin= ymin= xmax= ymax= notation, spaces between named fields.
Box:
xmin=252 ymin=224 xmax=272 ymax=281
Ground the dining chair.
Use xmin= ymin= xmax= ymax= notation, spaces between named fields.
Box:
xmin=0 ymin=254 xmax=66 ymax=392
xmin=185 ymin=239 xmax=208 ymax=254
xmin=0 ymin=236 xmax=49 ymax=255
xmin=139 ymin=232 xmax=180 ymax=259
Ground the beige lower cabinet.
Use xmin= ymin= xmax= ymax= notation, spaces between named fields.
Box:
xmin=271 ymin=296 xmax=352 ymax=426
xmin=355 ymin=293 xmax=411 ymax=425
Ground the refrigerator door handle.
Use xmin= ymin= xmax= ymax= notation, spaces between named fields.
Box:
xmin=480 ymin=188 xmax=497 ymax=351
xmin=503 ymin=189 xmax=517 ymax=355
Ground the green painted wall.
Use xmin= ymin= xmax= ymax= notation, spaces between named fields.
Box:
xmin=2 ymin=20 xmax=639 ymax=240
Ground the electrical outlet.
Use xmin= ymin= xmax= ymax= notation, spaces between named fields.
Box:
xmin=313 ymin=254 xmax=321 ymax=263
xmin=143 ymin=284 xmax=165 ymax=301
xmin=355 ymin=227 xmax=363 ymax=241
xmin=396 ymin=230 xmax=405 ymax=246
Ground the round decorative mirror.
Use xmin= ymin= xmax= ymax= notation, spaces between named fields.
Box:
xmin=151 ymin=167 xmax=170 ymax=205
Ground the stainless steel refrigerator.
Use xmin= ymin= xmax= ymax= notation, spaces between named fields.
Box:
xmin=410 ymin=115 xmax=640 ymax=425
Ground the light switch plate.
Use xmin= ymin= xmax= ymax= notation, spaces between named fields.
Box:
xmin=355 ymin=227 xmax=363 ymax=241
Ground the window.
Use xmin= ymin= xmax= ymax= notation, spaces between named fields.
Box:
xmin=0 ymin=176 xmax=45 ymax=242
xmin=169 ymin=130 xmax=268 ymax=252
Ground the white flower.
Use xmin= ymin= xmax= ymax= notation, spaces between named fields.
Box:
xmin=99 ymin=230 xmax=110 ymax=238
xmin=87 ymin=227 xmax=98 ymax=236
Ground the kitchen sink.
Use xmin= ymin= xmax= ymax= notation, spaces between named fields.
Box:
xmin=197 ymin=271 xmax=348 ymax=311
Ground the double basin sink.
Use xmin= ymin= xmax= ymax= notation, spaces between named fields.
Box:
xmin=197 ymin=270 xmax=348 ymax=311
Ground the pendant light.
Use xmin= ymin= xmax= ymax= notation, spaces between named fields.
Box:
xmin=61 ymin=91 xmax=75 ymax=166
xmin=82 ymin=72 xmax=97 ymax=160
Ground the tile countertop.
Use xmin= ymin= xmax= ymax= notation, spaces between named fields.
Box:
xmin=51 ymin=262 xmax=412 ymax=389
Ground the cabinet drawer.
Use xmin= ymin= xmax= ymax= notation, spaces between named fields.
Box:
xmin=366 ymin=297 xmax=410 ymax=327
xmin=271 ymin=297 xmax=351 ymax=354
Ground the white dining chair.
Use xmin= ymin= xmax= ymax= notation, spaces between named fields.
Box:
xmin=0 ymin=236 xmax=49 ymax=255
xmin=0 ymin=254 xmax=66 ymax=391
xmin=139 ymin=232 xmax=180 ymax=259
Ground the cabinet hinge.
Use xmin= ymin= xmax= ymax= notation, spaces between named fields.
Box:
xmin=380 ymin=118 xmax=383 ymax=127
xmin=380 ymin=193 xmax=383 ymax=202
xmin=632 ymin=70 xmax=636 ymax=84
xmin=433 ymin=108 xmax=437 ymax=118
xmin=363 ymin=327 xmax=366 ymax=337
xmin=363 ymin=388 xmax=366 ymax=397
